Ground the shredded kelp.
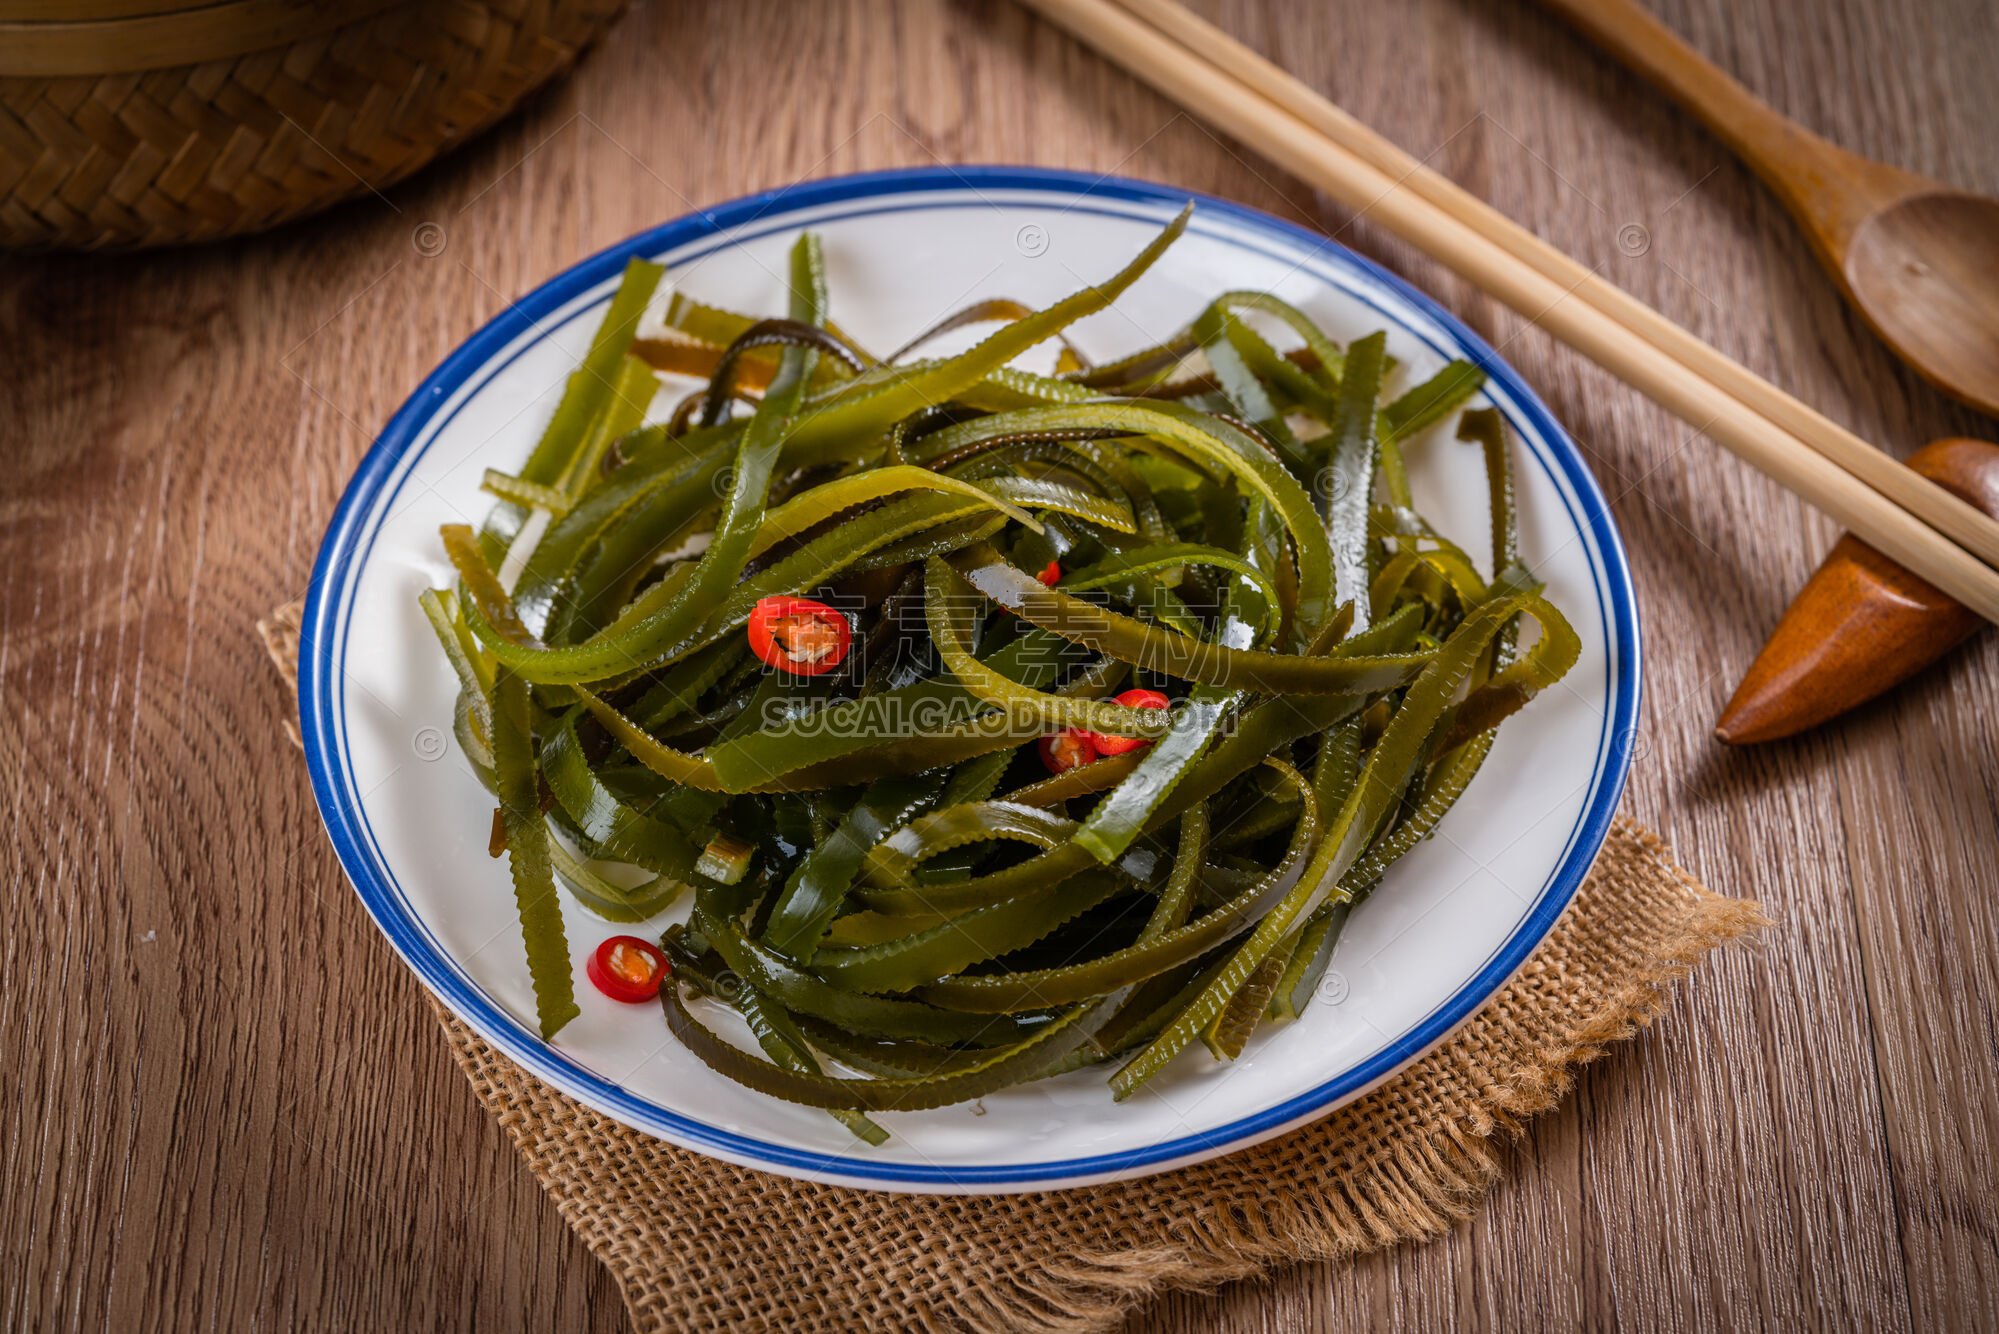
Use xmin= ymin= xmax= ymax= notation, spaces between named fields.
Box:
xmin=424 ymin=206 xmax=1576 ymax=1135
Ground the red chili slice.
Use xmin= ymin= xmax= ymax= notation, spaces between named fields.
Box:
xmin=746 ymin=595 xmax=852 ymax=676
xmin=587 ymin=935 xmax=669 ymax=1003
xmin=1036 ymin=559 xmax=1062 ymax=587
xmin=1037 ymin=728 xmax=1100 ymax=774
xmin=1087 ymin=688 xmax=1171 ymax=756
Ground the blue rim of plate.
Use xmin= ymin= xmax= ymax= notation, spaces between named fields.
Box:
xmin=300 ymin=165 xmax=1640 ymax=1190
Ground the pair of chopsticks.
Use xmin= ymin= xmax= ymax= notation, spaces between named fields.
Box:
xmin=1018 ymin=0 xmax=1999 ymax=623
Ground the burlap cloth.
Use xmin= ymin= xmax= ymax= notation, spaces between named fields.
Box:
xmin=261 ymin=600 xmax=1764 ymax=1332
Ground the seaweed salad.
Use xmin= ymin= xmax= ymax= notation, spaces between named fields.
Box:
xmin=424 ymin=206 xmax=1577 ymax=1142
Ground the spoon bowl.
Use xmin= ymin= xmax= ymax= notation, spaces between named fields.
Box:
xmin=1540 ymin=0 xmax=1999 ymax=416
xmin=1844 ymin=193 xmax=1999 ymax=415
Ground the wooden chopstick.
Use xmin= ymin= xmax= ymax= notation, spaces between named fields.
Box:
xmin=1113 ymin=0 xmax=1999 ymax=574
xmin=1017 ymin=0 xmax=1999 ymax=624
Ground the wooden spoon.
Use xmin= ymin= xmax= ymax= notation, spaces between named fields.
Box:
xmin=1538 ymin=0 xmax=1999 ymax=415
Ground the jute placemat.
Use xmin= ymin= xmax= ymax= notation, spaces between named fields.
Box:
xmin=261 ymin=600 xmax=1764 ymax=1332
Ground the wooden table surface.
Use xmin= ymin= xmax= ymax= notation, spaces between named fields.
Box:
xmin=6 ymin=1 xmax=1996 ymax=1328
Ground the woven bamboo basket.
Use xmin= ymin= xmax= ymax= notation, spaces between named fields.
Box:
xmin=0 ymin=0 xmax=628 ymax=250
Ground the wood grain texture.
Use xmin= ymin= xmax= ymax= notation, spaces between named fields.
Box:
xmin=2 ymin=0 xmax=1993 ymax=1329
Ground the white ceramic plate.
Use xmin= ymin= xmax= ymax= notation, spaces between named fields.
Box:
xmin=301 ymin=167 xmax=1639 ymax=1193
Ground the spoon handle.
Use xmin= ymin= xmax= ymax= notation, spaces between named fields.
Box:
xmin=1536 ymin=0 xmax=1921 ymax=256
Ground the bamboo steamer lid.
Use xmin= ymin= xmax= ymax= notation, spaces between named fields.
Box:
xmin=0 ymin=0 xmax=627 ymax=249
